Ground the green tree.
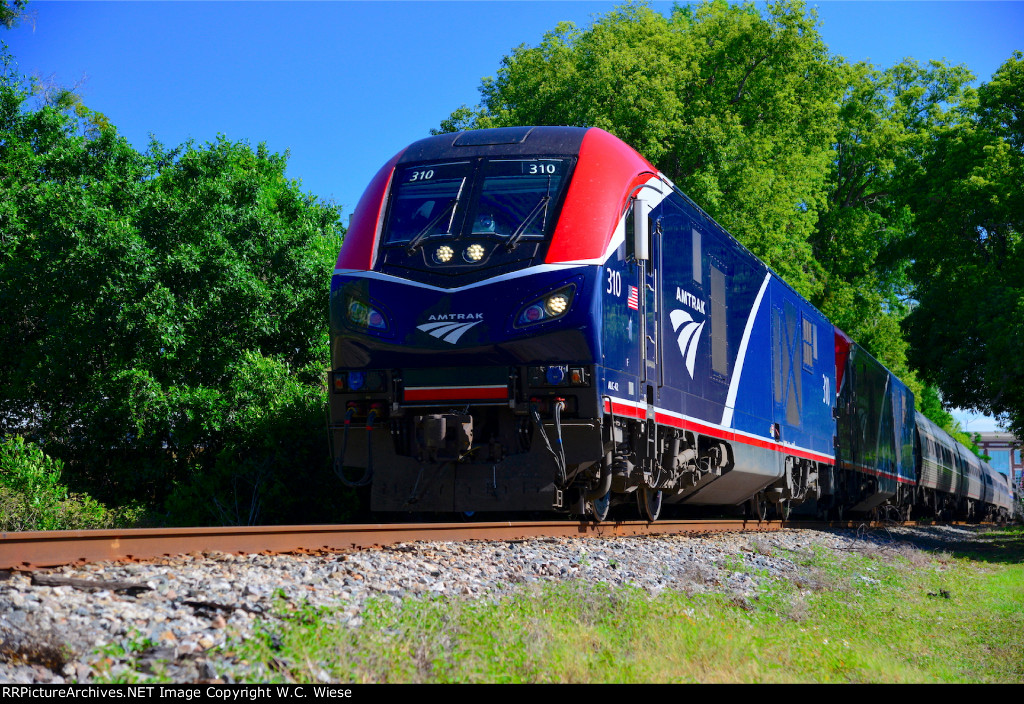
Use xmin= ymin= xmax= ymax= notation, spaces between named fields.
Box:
xmin=811 ymin=59 xmax=974 ymax=391
xmin=438 ymin=0 xmax=845 ymax=299
xmin=0 ymin=1 xmax=29 ymax=30
xmin=435 ymin=1 xmax=1016 ymax=441
xmin=902 ymin=52 xmax=1024 ymax=437
xmin=915 ymin=386 xmax=982 ymax=455
xmin=0 ymin=45 xmax=349 ymax=523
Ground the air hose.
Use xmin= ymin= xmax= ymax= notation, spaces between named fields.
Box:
xmin=530 ymin=399 xmax=567 ymax=488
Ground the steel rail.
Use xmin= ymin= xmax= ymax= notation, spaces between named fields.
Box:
xmin=0 ymin=519 xmax=800 ymax=570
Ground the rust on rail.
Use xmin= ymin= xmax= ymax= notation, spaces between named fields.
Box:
xmin=0 ymin=518 xmax=797 ymax=570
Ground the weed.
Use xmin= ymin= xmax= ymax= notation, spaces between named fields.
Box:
xmin=721 ymin=554 xmax=746 ymax=573
xmin=90 ymin=630 xmax=167 ymax=684
xmin=0 ymin=633 xmax=73 ymax=671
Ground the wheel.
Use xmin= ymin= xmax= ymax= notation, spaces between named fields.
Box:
xmin=637 ymin=486 xmax=662 ymax=522
xmin=771 ymin=499 xmax=791 ymax=521
xmin=748 ymin=495 xmax=768 ymax=523
xmin=589 ymin=491 xmax=611 ymax=523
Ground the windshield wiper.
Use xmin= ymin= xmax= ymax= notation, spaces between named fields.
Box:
xmin=505 ymin=194 xmax=550 ymax=252
xmin=405 ymin=198 xmax=457 ymax=256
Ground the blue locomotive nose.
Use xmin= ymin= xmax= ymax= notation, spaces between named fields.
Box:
xmin=330 ymin=264 xmax=596 ymax=371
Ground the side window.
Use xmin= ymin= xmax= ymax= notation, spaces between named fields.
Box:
xmin=662 ymin=201 xmax=684 ymax=244
xmin=801 ymin=315 xmax=816 ymax=372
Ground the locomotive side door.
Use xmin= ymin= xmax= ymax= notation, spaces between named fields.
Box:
xmin=633 ymin=191 xmax=663 ymax=483
xmin=642 ymin=208 xmax=661 ymax=398
xmin=634 ymin=191 xmax=663 ymax=399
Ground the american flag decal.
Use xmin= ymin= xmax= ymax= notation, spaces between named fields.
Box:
xmin=627 ymin=285 xmax=639 ymax=310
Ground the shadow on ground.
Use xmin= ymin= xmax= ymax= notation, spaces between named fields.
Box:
xmin=861 ymin=523 xmax=1024 ymax=566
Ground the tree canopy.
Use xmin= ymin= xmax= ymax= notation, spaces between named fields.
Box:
xmin=811 ymin=58 xmax=975 ymax=390
xmin=0 ymin=44 xmax=350 ymax=523
xmin=438 ymin=0 xmax=1022 ymax=439
xmin=0 ymin=1 xmax=29 ymax=30
xmin=902 ymin=52 xmax=1024 ymax=437
xmin=441 ymin=1 xmax=843 ymax=301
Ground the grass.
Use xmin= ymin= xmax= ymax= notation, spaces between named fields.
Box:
xmin=202 ymin=526 xmax=1024 ymax=684
xmin=71 ymin=526 xmax=1019 ymax=683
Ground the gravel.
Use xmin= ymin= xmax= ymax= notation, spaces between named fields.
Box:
xmin=0 ymin=523 xmax=990 ymax=683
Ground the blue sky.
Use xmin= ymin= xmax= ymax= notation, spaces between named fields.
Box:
xmin=7 ymin=1 xmax=1022 ymax=210
xmin=6 ymin=0 xmax=1022 ymax=430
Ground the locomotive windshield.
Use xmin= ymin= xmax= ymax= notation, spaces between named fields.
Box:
xmin=383 ymin=161 xmax=471 ymax=244
xmin=382 ymin=157 xmax=570 ymax=246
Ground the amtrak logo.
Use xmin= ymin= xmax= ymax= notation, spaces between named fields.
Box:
xmin=670 ymin=309 xmax=705 ymax=379
xmin=417 ymin=314 xmax=483 ymax=344
xmin=675 ymin=287 xmax=706 ymax=314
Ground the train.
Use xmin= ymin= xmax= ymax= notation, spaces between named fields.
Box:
xmin=328 ymin=125 xmax=1015 ymax=524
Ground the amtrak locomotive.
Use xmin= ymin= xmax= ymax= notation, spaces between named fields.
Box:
xmin=329 ymin=126 xmax=1013 ymax=523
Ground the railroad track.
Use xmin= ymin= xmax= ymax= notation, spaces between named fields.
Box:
xmin=0 ymin=518 xmax=884 ymax=570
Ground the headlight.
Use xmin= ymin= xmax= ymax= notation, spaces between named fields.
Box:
xmin=545 ymin=293 xmax=569 ymax=316
xmin=347 ymin=297 xmax=388 ymax=331
xmin=515 ymin=285 xmax=575 ymax=327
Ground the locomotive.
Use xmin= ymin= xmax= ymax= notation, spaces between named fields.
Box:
xmin=328 ymin=126 xmax=1014 ymax=523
